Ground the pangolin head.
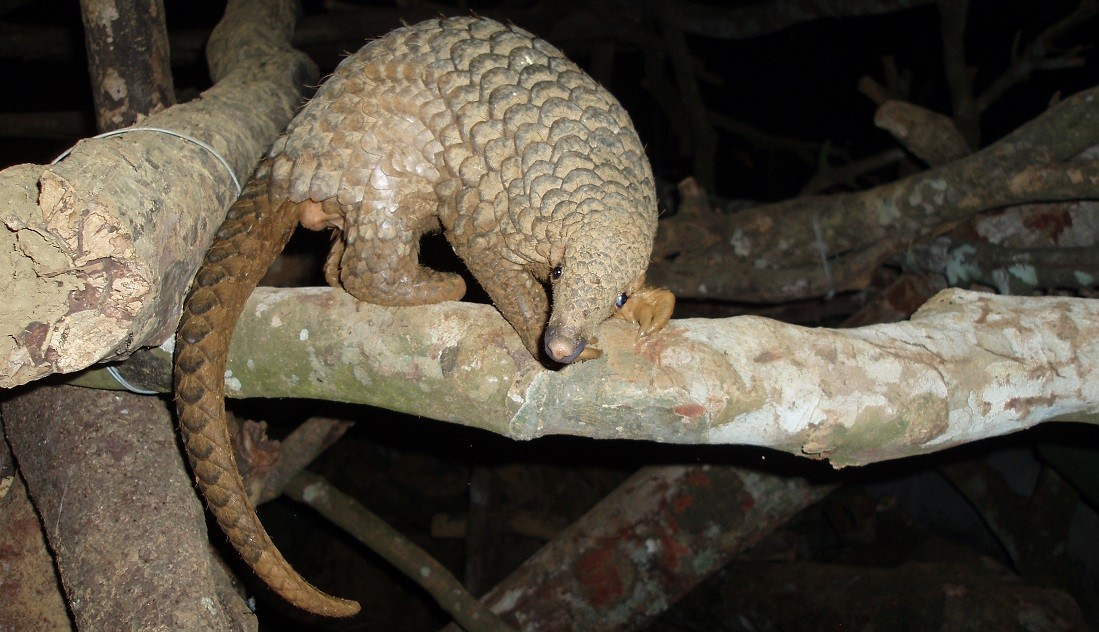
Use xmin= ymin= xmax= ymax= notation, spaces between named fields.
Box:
xmin=543 ymin=192 xmax=656 ymax=364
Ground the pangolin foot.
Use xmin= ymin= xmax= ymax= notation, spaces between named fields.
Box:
xmin=615 ymin=286 xmax=675 ymax=337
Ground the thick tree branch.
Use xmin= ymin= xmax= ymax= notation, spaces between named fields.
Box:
xmin=0 ymin=0 xmax=316 ymax=388
xmin=906 ymin=234 xmax=1099 ymax=293
xmin=1 ymin=385 xmax=254 ymax=630
xmin=71 ymin=286 xmax=1099 ymax=467
xmin=78 ymin=0 xmax=174 ymax=132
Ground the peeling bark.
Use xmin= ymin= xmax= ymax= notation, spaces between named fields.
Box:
xmin=0 ymin=0 xmax=316 ymax=388
xmin=70 ymin=286 xmax=1099 ymax=467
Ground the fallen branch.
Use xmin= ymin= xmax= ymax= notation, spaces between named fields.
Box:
xmin=649 ymin=86 xmax=1099 ymax=302
xmin=448 ymin=465 xmax=833 ymax=630
xmin=905 ymin=235 xmax=1099 ymax=293
xmin=71 ymin=286 xmax=1099 ymax=467
xmin=1 ymin=385 xmax=251 ymax=630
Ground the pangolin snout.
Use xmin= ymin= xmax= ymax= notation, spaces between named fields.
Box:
xmin=544 ymin=327 xmax=586 ymax=364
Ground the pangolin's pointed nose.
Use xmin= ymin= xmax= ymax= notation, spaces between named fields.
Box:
xmin=544 ymin=328 xmax=586 ymax=364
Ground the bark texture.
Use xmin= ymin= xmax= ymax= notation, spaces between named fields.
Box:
xmin=0 ymin=0 xmax=316 ymax=388
xmin=78 ymin=0 xmax=174 ymax=131
xmin=648 ymin=86 xmax=1099 ymax=303
xmin=0 ymin=441 xmax=71 ymax=631
xmin=1 ymin=385 xmax=255 ymax=631
xmin=465 ymin=466 xmax=831 ymax=630
xmin=74 ymin=285 xmax=1099 ymax=467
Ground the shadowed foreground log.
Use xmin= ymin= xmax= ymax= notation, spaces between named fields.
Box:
xmin=444 ymin=465 xmax=831 ymax=630
xmin=2 ymin=385 xmax=255 ymax=631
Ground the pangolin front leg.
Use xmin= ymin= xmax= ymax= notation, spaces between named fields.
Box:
xmin=457 ymin=251 xmax=550 ymax=359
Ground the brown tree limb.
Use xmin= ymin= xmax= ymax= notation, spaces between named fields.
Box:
xmin=254 ymin=416 xmax=353 ymax=505
xmin=975 ymin=0 xmax=1097 ymax=114
xmin=799 ymin=147 xmax=908 ymax=195
xmin=448 ymin=466 xmax=833 ymax=630
xmin=0 ymin=0 xmax=316 ymax=388
xmin=78 ymin=0 xmax=174 ymax=132
xmin=871 ymin=100 xmax=971 ymax=167
xmin=68 ymin=285 xmax=1099 ymax=467
xmin=1 ymin=385 xmax=255 ymax=630
xmin=648 ymin=86 xmax=1099 ymax=302
xmin=0 ymin=426 xmax=71 ymax=630
xmin=905 ymin=234 xmax=1099 ymax=293
xmin=937 ymin=0 xmax=979 ymax=148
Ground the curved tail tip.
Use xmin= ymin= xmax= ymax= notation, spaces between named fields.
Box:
xmin=299 ymin=596 xmax=360 ymax=618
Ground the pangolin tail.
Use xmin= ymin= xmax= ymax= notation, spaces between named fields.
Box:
xmin=174 ymin=160 xmax=360 ymax=618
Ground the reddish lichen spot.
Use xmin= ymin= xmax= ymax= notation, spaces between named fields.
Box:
xmin=740 ymin=492 xmax=757 ymax=511
xmin=683 ymin=471 xmax=712 ymax=488
xmin=576 ymin=546 xmax=624 ymax=606
xmin=1024 ymin=209 xmax=1073 ymax=242
xmin=660 ymin=535 xmax=692 ymax=572
xmin=673 ymin=404 xmax=705 ymax=418
xmin=672 ymin=494 xmax=695 ymax=513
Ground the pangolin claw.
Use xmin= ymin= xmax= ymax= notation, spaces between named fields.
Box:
xmin=615 ymin=286 xmax=675 ymax=337
xmin=576 ymin=343 xmax=603 ymax=361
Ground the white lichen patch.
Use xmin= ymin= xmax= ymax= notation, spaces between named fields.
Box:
xmin=299 ymin=329 xmax=309 ymax=341
xmin=729 ymin=228 xmax=752 ymax=257
xmin=224 ymin=369 xmax=241 ymax=392
xmin=1007 ymin=263 xmax=1038 ymax=286
xmin=491 ymin=588 xmax=526 ymax=613
xmin=300 ymin=481 xmax=325 ymax=502
xmin=943 ymin=243 xmax=979 ymax=284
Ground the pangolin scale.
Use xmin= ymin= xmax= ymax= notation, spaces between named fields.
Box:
xmin=175 ymin=17 xmax=669 ymax=617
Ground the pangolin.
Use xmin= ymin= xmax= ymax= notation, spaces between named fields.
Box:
xmin=174 ymin=16 xmax=673 ymax=618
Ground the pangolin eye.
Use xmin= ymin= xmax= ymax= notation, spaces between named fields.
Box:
xmin=551 ymin=265 xmax=563 ymax=280
xmin=615 ymin=293 xmax=628 ymax=308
